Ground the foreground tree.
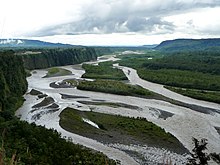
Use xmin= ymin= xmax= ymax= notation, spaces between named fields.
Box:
xmin=187 ymin=138 xmax=220 ymax=165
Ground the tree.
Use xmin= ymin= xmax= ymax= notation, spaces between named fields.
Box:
xmin=187 ymin=138 xmax=220 ymax=165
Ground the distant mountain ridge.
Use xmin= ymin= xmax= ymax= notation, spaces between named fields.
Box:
xmin=0 ymin=39 xmax=76 ymax=48
xmin=155 ymin=38 xmax=220 ymax=51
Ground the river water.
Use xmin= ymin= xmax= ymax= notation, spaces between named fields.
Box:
xmin=16 ymin=55 xmax=220 ymax=165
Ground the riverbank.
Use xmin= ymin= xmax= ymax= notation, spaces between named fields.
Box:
xmin=16 ymin=55 xmax=220 ymax=164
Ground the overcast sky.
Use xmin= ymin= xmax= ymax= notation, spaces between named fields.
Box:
xmin=0 ymin=0 xmax=220 ymax=45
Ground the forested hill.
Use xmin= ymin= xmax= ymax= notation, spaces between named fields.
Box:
xmin=155 ymin=38 xmax=220 ymax=51
xmin=0 ymin=39 xmax=75 ymax=48
xmin=19 ymin=47 xmax=97 ymax=70
xmin=0 ymin=51 xmax=115 ymax=164
xmin=0 ymin=50 xmax=27 ymax=113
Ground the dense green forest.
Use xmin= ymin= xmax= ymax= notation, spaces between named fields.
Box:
xmin=0 ymin=119 xmax=116 ymax=164
xmin=82 ymin=63 xmax=127 ymax=80
xmin=118 ymin=50 xmax=220 ymax=91
xmin=166 ymin=86 xmax=220 ymax=104
xmin=155 ymin=38 xmax=220 ymax=52
xmin=0 ymin=50 xmax=27 ymax=114
xmin=78 ymin=79 xmax=155 ymax=98
xmin=0 ymin=51 xmax=115 ymax=164
xmin=138 ymin=69 xmax=220 ymax=91
xmin=93 ymin=47 xmax=113 ymax=56
xmin=20 ymin=48 xmax=97 ymax=70
xmin=93 ymin=46 xmax=154 ymax=56
xmin=142 ymin=51 xmax=220 ymax=75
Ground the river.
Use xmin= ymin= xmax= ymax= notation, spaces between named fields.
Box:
xmin=16 ymin=55 xmax=220 ymax=164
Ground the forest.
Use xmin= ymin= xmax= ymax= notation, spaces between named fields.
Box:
xmin=0 ymin=50 xmax=27 ymax=114
xmin=116 ymin=49 xmax=220 ymax=103
xmin=155 ymin=38 xmax=220 ymax=52
xmin=0 ymin=51 xmax=116 ymax=164
xmin=142 ymin=51 xmax=220 ymax=75
xmin=78 ymin=79 xmax=154 ymax=98
xmin=118 ymin=50 xmax=220 ymax=91
xmin=82 ymin=63 xmax=128 ymax=80
xmin=20 ymin=47 xmax=97 ymax=70
xmin=166 ymin=86 xmax=220 ymax=104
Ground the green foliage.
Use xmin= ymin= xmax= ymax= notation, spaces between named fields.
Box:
xmin=101 ymin=46 xmax=155 ymax=53
xmin=142 ymin=51 xmax=220 ymax=75
xmin=117 ymin=51 xmax=162 ymax=69
xmin=117 ymin=50 xmax=162 ymax=60
xmin=118 ymin=50 xmax=220 ymax=91
xmin=25 ymin=69 xmax=32 ymax=77
xmin=82 ymin=63 xmax=127 ymax=80
xmin=155 ymin=38 xmax=220 ymax=52
xmin=44 ymin=67 xmax=72 ymax=78
xmin=78 ymin=79 xmax=154 ymax=97
xmin=0 ymin=51 xmax=28 ymax=113
xmin=137 ymin=68 xmax=220 ymax=91
xmin=0 ymin=118 xmax=116 ymax=165
xmin=21 ymin=48 xmax=97 ymax=70
xmin=0 ymin=50 xmax=116 ymax=164
xmin=60 ymin=108 xmax=187 ymax=153
xmin=93 ymin=47 xmax=113 ymax=56
xmin=166 ymin=86 xmax=220 ymax=104
xmin=64 ymin=79 xmax=79 ymax=87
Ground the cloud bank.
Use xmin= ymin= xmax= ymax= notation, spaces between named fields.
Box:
xmin=29 ymin=0 xmax=220 ymax=37
xmin=1 ymin=0 xmax=220 ymax=45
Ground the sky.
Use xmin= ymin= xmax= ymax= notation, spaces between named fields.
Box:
xmin=0 ymin=0 xmax=220 ymax=46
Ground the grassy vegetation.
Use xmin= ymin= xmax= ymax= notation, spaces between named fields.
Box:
xmin=166 ymin=86 xmax=220 ymax=104
xmin=60 ymin=108 xmax=187 ymax=154
xmin=64 ymin=79 xmax=79 ymax=87
xmin=44 ymin=67 xmax=72 ymax=78
xmin=78 ymin=79 xmax=154 ymax=98
xmin=82 ymin=63 xmax=127 ymax=80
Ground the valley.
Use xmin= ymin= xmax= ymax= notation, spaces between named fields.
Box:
xmin=2 ymin=1 xmax=220 ymax=164
xmin=16 ymin=53 xmax=220 ymax=164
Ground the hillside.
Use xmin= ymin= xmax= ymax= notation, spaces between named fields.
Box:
xmin=0 ymin=51 xmax=116 ymax=164
xmin=0 ymin=50 xmax=27 ymax=113
xmin=0 ymin=39 xmax=76 ymax=48
xmin=155 ymin=38 xmax=220 ymax=51
xmin=18 ymin=47 xmax=97 ymax=70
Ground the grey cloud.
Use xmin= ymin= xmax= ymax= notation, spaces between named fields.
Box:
xmin=126 ymin=17 xmax=147 ymax=32
xmin=32 ymin=16 xmax=175 ymax=37
xmin=198 ymin=27 xmax=220 ymax=36
xmin=28 ymin=0 xmax=220 ymax=37
xmin=126 ymin=17 xmax=175 ymax=33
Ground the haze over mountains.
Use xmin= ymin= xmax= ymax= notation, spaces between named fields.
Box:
xmin=155 ymin=38 xmax=220 ymax=51
xmin=0 ymin=39 xmax=74 ymax=48
xmin=1 ymin=38 xmax=220 ymax=51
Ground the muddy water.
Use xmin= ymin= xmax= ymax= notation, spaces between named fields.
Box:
xmin=16 ymin=55 xmax=220 ymax=164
